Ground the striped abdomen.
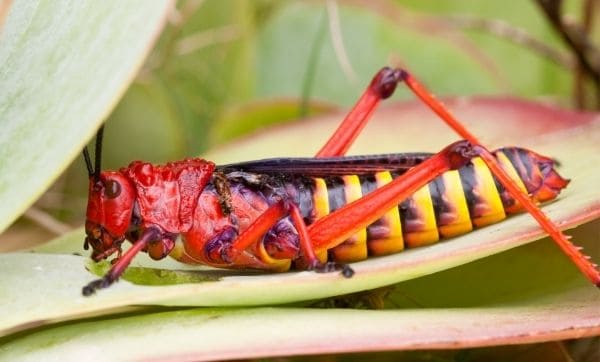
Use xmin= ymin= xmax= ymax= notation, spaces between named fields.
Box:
xmin=299 ymin=150 xmax=546 ymax=263
xmin=220 ymin=146 xmax=568 ymax=265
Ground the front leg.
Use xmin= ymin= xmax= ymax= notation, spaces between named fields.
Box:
xmin=82 ymin=227 xmax=164 ymax=296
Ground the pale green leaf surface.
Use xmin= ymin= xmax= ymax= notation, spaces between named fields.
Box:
xmin=0 ymin=249 xmax=599 ymax=360
xmin=1 ymin=98 xmax=599 ymax=340
xmin=0 ymin=0 xmax=172 ymax=233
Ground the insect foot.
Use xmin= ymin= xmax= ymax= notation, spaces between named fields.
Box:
xmin=82 ymin=275 xmax=115 ymax=296
xmin=308 ymin=261 xmax=355 ymax=278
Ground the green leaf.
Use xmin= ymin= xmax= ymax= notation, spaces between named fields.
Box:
xmin=0 ymin=0 xmax=172 ymax=233
xmin=1 ymin=229 xmax=599 ymax=359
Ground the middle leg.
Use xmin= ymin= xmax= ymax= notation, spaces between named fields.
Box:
xmin=225 ymin=198 xmax=351 ymax=274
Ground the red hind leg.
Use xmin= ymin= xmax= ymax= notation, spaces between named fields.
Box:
xmin=308 ymin=140 xmax=476 ymax=251
xmin=316 ymin=67 xmax=480 ymax=159
xmin=316 ymin=66 xmax=600 ymax=287
xmin=395 ymin=70 xmax=600 ymax=287
xmin=316 ymin=68 xmax=402 ymax=158
xmin=476 ymin=147 xmax=600 ymax=286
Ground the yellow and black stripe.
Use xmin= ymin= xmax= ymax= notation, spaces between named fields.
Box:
xmin=307 ymin=151 xmax=529 ymax=263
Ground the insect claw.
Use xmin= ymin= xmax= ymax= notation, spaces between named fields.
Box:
xmin=308 ymin=261 xmax=354 ymax=278
xmin=341 ymin=265 xmax=355 ymax=278
xmin=82 ymin=279 xmax=102 ymax=296
xmin=81 ymin=275 xmax=116 ymax=296
xmin=81 ymin=286 xmax=94 ymax=296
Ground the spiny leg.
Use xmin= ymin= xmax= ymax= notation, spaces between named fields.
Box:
xmin=316 ymin=66 xmax=600 ymax=287
xmin=476 ymin=147 xmax=600 ymax=286
xmin=395 ymin=69 xmax=600 ymax=287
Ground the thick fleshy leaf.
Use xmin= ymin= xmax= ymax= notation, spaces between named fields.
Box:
xmin=1 ymin=223 xmax=599 ymax=359
xmin=0 ymin=0 xmax=172 ymax=233
xmin=1 ymin=98 xmax=599 ymax=341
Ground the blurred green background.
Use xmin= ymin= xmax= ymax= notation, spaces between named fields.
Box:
xmin=1 ymin=0 xmax=596 ymax=247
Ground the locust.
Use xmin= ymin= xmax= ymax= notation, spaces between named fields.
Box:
xmin=81 ymin=67 xmax=600 ymax=296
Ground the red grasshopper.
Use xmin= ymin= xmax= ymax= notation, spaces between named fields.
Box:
xmin=81 ymin=67 xmax=600 ymax=296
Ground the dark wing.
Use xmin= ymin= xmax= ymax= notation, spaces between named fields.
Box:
xmin=216 ymin=153 xmax=433 ymax=177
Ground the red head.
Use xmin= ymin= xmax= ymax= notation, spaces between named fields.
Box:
xmin=85 ymin=171 xmax=136 ymax=261
xmin=82 ymin=127 xmax=216 ymax=263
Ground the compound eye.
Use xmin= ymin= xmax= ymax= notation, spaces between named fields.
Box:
xmin=104 ymin=179 xmax=121 ymax=199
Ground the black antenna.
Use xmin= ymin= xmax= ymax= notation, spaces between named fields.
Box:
xmin=82 ymin=125 xmax=105 ymax=180
xmin=94 ymin=125 xmax=104 ymax=181
xmin=83 ymin=147 xmax=94 ymax=176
